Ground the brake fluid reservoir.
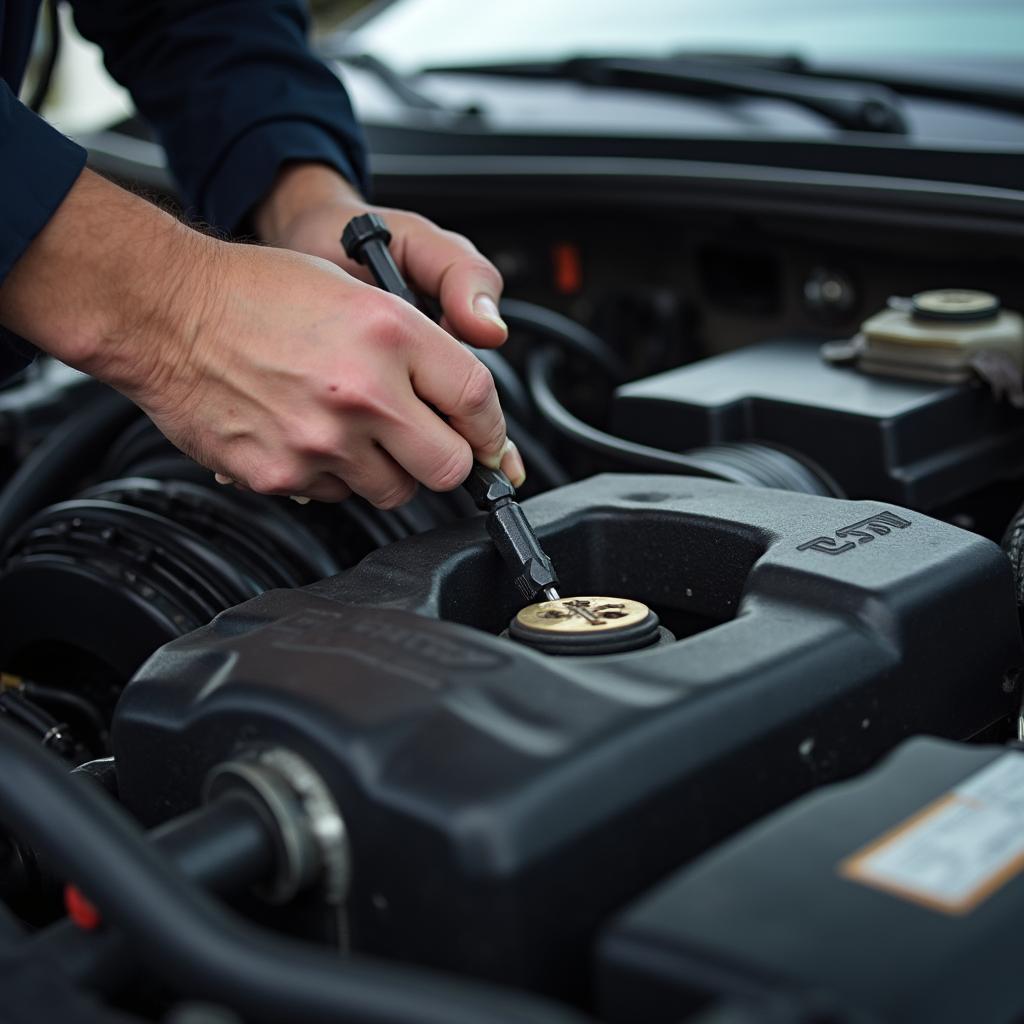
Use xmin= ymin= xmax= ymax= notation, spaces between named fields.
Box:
xmin=856 ymin=289 xmax=1024 ymax=389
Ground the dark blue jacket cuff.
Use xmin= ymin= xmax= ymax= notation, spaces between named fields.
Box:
xmin=202 ymin=119 xmax=365 ymax=235
xmin=0 ymin=83 xmax=87 ymax=285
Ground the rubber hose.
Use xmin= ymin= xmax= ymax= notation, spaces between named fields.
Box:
xmin=683 ymin=443 xmax=841 ymax=498
xmin=505 ymin=411 xmax=570 ymax=489
xmin=502 ymin=299 xmax=627 ymax=380
xmin=25 ymin=794 xmax=277 ymax=995
xmin=527 ymin=349 xmax=837 ymax=496
xmin=0 ymin=388 xmax=137 ymax=550
xmin=472 ymin=349 xmax=567 ymax=487
xmin=527 ymin=348 xmax=728 ymax=479
xmin=472 ymin=347 xmax=534 ymax=426
xmin=0 ymin=717 xmax=590 ymax=1024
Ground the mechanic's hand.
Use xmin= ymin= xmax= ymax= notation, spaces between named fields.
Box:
xmin=0 ymin=166 xmax=521 ymax=508
xmin=123 ymin=240 xmax=520 ymax=507
xmin=253 ymin=163 xmax=509 ymax=352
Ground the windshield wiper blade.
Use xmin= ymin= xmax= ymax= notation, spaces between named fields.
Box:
xmin=674 ymin=51 xmax=1024 ymax=117
xmin=805 ymin=64 xmax=1024 ymax=118
xmin=422 ymin=55 xmax=908 ymax=134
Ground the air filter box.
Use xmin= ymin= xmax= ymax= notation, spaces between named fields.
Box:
xmin=599 ymin=738 xmax=1024 ymax=1024
xmin=611 ymin=340 xmax=1024 ymax=509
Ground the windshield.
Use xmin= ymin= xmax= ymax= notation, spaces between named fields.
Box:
xmin=347 ymin=0 xmax=1024 ymax=71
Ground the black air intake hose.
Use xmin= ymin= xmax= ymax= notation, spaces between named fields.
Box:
xmin=0 ymin=716 xmax=591 ymax=1024
xmin=680 ymin=442 xmax=842 ymax=497
xmin=527 ymin=348 xmax=841 ymax=497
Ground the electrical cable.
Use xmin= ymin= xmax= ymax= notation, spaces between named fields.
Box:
xmin=501 ymin=299 xmax=628 ymax=380
xmin=20 ymin=682 xmax=108 ymax=752
xmin=0 ymin=691 xmax=58 ymax=737
xmin=0 ymin=691 xmax=84 ymax=761
xmin=0 ymin=716 xmax=591 ymax=1024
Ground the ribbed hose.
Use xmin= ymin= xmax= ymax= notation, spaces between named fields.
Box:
xmin=1002 ymin=502 xmax=1024 ymax=605
xmin=681 ymin=443 xmax=842 ymax=498
xmin=0 ymin=717 xmax=590 ymax=1024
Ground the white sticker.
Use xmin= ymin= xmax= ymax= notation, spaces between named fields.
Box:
xmin=840 ymin=753 xmax=1024 ymax=914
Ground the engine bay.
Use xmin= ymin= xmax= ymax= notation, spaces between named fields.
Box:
xmin=2 ymin=161 xmax=1024 ymax=1024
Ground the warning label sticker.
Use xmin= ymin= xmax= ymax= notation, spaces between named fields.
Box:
xmin=840 ymin=754 xmax=1024 ymax=914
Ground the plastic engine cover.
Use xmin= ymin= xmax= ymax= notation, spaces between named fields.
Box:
xmin=611 ymin=339 xmax=1024 ymax=509
xmin=112 ymin=475 xmax=1022 ymax=998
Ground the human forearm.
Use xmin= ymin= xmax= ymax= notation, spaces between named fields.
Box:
xmin=253 ymin=162 xmax=364 ymax=244
xmin=0 ymin=167 xmax=219 ymax=395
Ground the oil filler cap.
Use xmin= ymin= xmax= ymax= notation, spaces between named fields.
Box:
xmin=509 ymin=596 xmax=662 ymax=655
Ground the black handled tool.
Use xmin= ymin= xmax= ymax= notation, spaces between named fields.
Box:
xmin=342 ymin=213 xmax=560 ymax=603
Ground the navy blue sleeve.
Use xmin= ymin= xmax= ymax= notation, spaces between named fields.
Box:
xmin=0 ymin=83 xmax=88 ymax=376
xmin=0 ymin=82 xmax=87 ymax=286
xmin=68 ymin=0 xmax=370 ymax=233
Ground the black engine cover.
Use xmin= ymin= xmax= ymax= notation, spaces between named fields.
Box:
xmin=112 ymin=475 xmax=1022 ymax=997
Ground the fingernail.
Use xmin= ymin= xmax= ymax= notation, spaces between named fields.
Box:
xmin=290 ymin=495 xmax=311 ymax=505
xmin=473 ymin=294 xmax=507 ymax=333
xmin=500 ymin=439 xmax=526 ymax=488
xmin=214 ymin=473 xmax=233 ymax=485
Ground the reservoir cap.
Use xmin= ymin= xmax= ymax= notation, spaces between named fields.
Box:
xmin=912 ymin=289 xmax=1000 ymax=323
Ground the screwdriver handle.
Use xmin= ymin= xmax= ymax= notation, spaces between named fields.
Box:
xmin=340 ymin=212 xmax=561 ymax=602
xmin=341 ymin=213 xmax=419 ymax=307
xmin=341 ymin=212 xmax=517 ymax=510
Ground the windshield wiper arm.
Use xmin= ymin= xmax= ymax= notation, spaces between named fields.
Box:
xmin=336 ymin=52 xmax=449 ymax=111
xmin=324 ymin=50 xmax=490 ymax=121
xmin=423 ymin=55 xmax=908 ymax=134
